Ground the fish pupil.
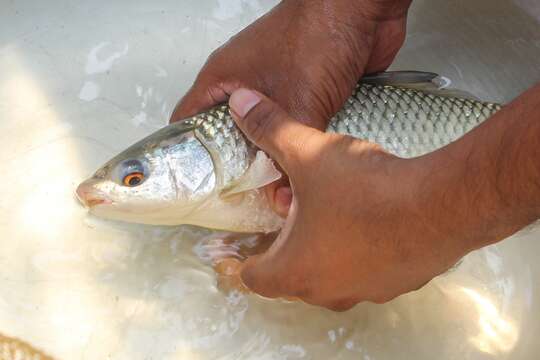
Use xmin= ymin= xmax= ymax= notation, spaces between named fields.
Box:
xmin=129 ymin=176 xmax=141 ymax=186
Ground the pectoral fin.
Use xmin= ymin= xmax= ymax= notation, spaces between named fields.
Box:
xmin=220 ymin=151 xmax=282 ymax=197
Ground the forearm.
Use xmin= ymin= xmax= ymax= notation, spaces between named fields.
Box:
xmin=420 ymin=83 xmax=540 ymax=251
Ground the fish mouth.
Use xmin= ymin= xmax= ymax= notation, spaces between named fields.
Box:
xmin=84 ymin=197 xmax=109 ymax=207
xmin=76 ymin=181 xmax=112 ymax=208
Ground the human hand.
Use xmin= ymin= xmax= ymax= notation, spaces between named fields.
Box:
xmin=171 ymin=0 xmax=411 ymax=215
xmin=227 ymin=88 xmax=478 ymax=311
xmin=171 ymin=0 xmax=411 ymax=130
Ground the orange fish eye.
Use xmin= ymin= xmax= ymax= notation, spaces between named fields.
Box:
xmin=123 ymin=172 xmax=144 ymax=187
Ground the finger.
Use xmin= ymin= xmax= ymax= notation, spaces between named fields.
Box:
xmin=170 ymin=80 xmax=229 ymax=123
xmin=240 ymin=194 xmax=313 ymax=299
xmin=228 ymin=88 xmax=324 ymax=171
xmin=241 ymin=247 xmax=325 ymax=303
xmin=263 ymin=178 xmax=292 ymax=218
xmin=263 ymin=159 xmax=291 ymax=218
xmin=239 ymin=210 xmax=300 ymax=298
xmin=365 ymin=17 xmax=407 ymax=74
xmin=239 ymin=253 xmax=285 ymax=299
xmin=316 ymin=298 xmax=358 ymax=312
xmin=170 ymin=75 xmax=247 ymax=123
xmin=274 ymin=185 xmax=293 ymax=218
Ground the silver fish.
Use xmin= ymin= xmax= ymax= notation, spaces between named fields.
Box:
xmin=76 ymin=72 xmax=501 ymax=232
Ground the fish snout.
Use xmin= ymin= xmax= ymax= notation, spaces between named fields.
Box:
xmin=76 ymin=180 xmax=111 ymax=208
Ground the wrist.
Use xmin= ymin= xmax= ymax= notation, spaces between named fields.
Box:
xmin=410 ymin=85 xmax=540 ymax=252
xmin=411 ymin=147 xmax=505 ymax=253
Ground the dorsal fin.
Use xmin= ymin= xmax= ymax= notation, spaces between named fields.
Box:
xmin=362 ymin=71 xmax=439 ymax=85
xmin=361 ymin=71 xmax=480 ymax=101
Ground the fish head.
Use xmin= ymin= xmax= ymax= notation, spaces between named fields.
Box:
xmin=76 ymin=122 xmax=217 ymax=224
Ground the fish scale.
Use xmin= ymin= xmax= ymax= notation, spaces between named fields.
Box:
xmin=190 ymin=83 xmax=501 ymax=186
xmin=328 ymin=83 xmax=501 ymax=158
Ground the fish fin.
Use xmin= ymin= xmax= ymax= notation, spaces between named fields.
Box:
xmin=362 ymin=71 xmax=439 ymax=85
xmin=362 ymin=71 xmax=480 ymax=101
xmin=220 ymin=151 xmax=282 ymax=198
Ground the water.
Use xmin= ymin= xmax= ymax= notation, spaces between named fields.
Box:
xmin=0 ymin=0 xmax=539 ymax=359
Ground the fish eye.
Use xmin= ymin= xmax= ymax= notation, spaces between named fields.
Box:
xmin=123 ymin=172 xmax=144 ymax=187
xmin=117 ymin=159 xmax=147 ymax=187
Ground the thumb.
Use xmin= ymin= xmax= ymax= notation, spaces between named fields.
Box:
xmin=229 ymin=88 xmax=323 ymax=170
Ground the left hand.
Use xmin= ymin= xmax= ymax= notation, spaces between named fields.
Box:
xmin=170 ymin=0 xmax=410 ymax=130
xmin=170 ymin=0 xmax=410 ymax=216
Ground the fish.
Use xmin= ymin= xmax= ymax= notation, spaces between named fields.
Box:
xmin=76 ymin=71 xmax=501 ymax=233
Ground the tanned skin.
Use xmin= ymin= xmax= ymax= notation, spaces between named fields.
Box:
xmin=172 ymin=0 xmax=540 ymax=310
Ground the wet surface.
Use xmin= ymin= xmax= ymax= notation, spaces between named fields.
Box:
xmin=0 ymin=0 xmax=539 ymax=359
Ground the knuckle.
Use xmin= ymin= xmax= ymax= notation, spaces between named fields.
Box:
xmin=205 ymin=46 xmax=225 ymax=63
xmin=313 ymin=296 xmax=360 ymax=312
xmin=299 ymin=291 xmax=360 ymax=311
xmin=411 ymin=279 xmax=431 ymax=292
xmin=369 ymin=293 xmax=396 ymax=304
xmin=370 ymin=297 xmax=387 ymax=305
xmin=324 ymin=298 xmax=359 ymax=312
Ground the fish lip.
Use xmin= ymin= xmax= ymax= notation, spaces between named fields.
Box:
xmin=84 ymin=197 xmax=112 ymax=207
xmin=76 ymin=181 xmax=112 ymax=208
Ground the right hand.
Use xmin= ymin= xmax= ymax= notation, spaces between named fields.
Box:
xmin=228 ymin=84 xmax=540 ymax=310
xmin=228 ymin=88 xmax=473 ymax=311
xmin=170 ymin=0 xmax=411 ymax=130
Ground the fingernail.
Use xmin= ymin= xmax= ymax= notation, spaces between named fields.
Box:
xmin=229 ymin=88 xmax=261 ymax=117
